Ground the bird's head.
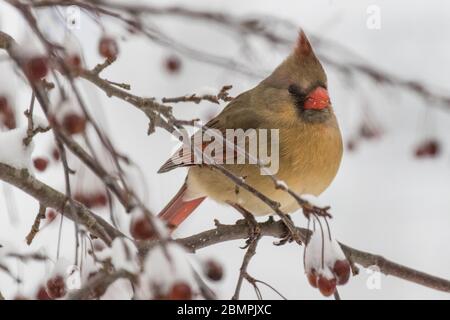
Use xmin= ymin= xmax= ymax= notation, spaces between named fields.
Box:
xmin=263 ymin=30 xmax=332 ymax=123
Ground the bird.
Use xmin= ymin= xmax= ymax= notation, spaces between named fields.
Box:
xmin=157 ymin=30 xmax=343 ymax=230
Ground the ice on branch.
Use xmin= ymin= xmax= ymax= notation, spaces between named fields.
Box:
xmin=304 ymin=230 xmax=351 ymax=297
xmin=301 ymin=194 xmax=328 ymax=207
xmin=32 ymin=114 xmax=49 ymax=129
xmin=0 ymin=127 xmax=34 ymax=170
xmin=97 ymin=237 xmax=140 ymax=274
xmin=304 ymin=230 xmax=346 ymax=275
xmin=138 ymin=243 xmax=197 ymax=299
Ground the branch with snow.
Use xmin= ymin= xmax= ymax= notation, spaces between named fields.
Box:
xmin=173 ymin=219 xmax=450 ymax=294
xmin=0 ymin=162 xmax=123 ymax=244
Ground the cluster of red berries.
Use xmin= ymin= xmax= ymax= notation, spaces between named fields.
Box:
xmin=306 ymin=259 xmax=351 ymax=297
xmin=0 ymin=96 xmax=16 ymax=130
xmin=19 ymin=36 xmax=116 ymax=82
xmin=33 ymin=145 xmax=65 ymax=173
xmin=32 ymin=146 xmax=63 ymax=173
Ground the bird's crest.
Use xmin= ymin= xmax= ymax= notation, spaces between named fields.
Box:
xmin=295 ymin=30 xmax=313 ymax=58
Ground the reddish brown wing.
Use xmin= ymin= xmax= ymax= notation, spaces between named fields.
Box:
xmin=157 ymin=91 xmax=262 ymax=174
xmin=157 ymin=118 xmax=227 ymax=173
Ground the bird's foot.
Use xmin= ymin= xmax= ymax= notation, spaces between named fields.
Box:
xmin=271 ymin=214 xmax=298 ymax=245
xmin=302 ymin=203 xmax=332 ymax=220
xmin=228 ymin=202 xmax=261 ymax=249
xmin=273 ymin=232 xmax=294 ymax=246
xmin=241 ymin=219 xmax=261 ymax=249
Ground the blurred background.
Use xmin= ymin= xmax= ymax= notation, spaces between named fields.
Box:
xmin=0 ymin=0 xmax=449 ymax=299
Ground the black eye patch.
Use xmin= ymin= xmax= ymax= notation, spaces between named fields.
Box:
xmin=288 ymin=84 xmax=302 ymax=95
xmin=288 ymin=84 xmax=306 ymax=107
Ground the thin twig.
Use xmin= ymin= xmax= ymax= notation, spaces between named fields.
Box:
xmin=232 ymin=234 xmax=260 ymax=300
xmin=162 ymin=85 xmax=233 ymax=104
xmin=25 ymin=204 xmax=46 ymax=245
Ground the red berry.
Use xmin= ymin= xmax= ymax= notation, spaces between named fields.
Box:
xmin=204 ymin=259 xmax=223 ymax=281
xmin=317 ymin=276 xmax=336 ymax=297
xmin=168 ymin=282 xmax=192 ymax=300
xmin=46 ymin=209 xmax=57 ymax=223
xmin=307 ymin=270 xmax=318 ymax=288
xmin=25 ymin=56 xmax=48 ymax=81
xmin=33 ymin=157 xmax=49 ymax=172
xmin=93 ymin=193 xmax=108 ymax=207
xmin=333 ymin=260 xmax=351 ymax=285
xmin=36 ymin=285 xmax=52 ymax=300
xmin=52 ymin=148 xmax=60 ymax=161
xmin=0 ymin=97 xmax=15 ymax=129
xmin=0 ymin=96 xmax=8 ymax=112
xmin=164 ymin=55 xmax=181 ymax=74
xmin=66 ymin=54 xmax=81 ymax=70
xmin=46 ymin=275 xmax=66 ymax=299
xmin=1 ymin=108 xmax=16 ymax=129
xmin=415 ymin=140 xmax=440 ymax=158
xmin=130 ymin=215 xmax=155 ymax=240
xmin=99 ymin=36 xmax=119 ymax=59
xmin=62 ymin=113 xmax=86 ymax=135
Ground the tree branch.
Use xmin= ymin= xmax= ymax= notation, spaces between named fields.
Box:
xmin=0 ymin=163 xmax=124 ymax=245
xmin=172 ymin=219 xmax=450 ymax=293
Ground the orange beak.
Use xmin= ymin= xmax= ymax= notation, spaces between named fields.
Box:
xmin=303 ymin=87 xmax=330 ymax=110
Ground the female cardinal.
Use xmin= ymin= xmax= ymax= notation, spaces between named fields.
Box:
xmin=157 ymin=31 xmax=343 ymax=229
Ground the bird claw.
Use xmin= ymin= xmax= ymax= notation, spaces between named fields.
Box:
xmin=240 ymin=220 xmax=261 ymax=249
xmin=302 ymin=204 xmax=332 ymax=220
xmin=273 ymin=232 xmax=294 ymax=246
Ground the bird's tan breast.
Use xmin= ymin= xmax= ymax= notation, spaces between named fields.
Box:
xmin=186 ymin=115 xmax=342 ymax=216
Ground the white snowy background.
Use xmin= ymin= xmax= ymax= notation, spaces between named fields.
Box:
xmin=0 ymin=0 xmax=449 ymax=299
